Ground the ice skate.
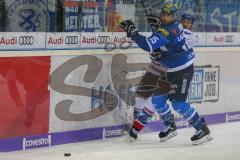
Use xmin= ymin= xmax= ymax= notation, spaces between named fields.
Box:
xmin=191 ymin=119 xmax=213 ymax=145
xmin=159 ymin=123 xmax=178 ymax=142
xmin=128 ymin=127 xmax=138 ymax=142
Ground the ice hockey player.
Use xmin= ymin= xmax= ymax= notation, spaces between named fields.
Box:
xmin=120 ymin=2 xmax=212 ymax=145
xmin=180 ymin=13 xmax=196 ymax=49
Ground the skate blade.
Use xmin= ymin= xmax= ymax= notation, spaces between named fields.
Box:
xmin=192 ymin=134 xmax=213 ymax=145
xmin=160 ymin=131 xmax=178 ymax=142
xmin=125 ymin=135 xmax=137 ymax=142
xmin=129 ymin=137 xmax=137 ymax=142
xmin=122 ymin=133 xmax=137 ymax=142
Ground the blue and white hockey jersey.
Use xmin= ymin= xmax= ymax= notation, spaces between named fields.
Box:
xmin=182 ymin=28 xmax=196 ymax=49
xmin=132 ymin=21 xmax=195 ymax=72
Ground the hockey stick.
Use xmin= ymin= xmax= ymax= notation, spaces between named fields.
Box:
xmin=140 ymin=0 xmax=153 ymax=31
xmin=139 ymin=0 xmax=160 ymax=31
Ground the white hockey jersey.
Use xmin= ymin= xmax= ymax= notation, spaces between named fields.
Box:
xmin=182 ymin=29 xmax=196 ymax=49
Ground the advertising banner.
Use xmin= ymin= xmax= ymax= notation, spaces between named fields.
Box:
xmin=80 ymin=32 xmax=112 ymax=49
xmin=205 ymin=32 xmax=240 ymax=46
xmin=188 ymin=66 xmax=220 ymax=103
xmin=49 ymin=53 xmax=149 ymax=132
xmin=0 ymin=32 xmax=240 ymax=51
xmin=22 ymin=135 xmax=51 ymax=150
xmin=109 ymin=32 xmax=136 ymax=51
xmin=46 ymin=32 xmax=81 ymax=49
xmin=0 ymin=32 xmax=46 ymax=50
xmin=0 ymin=56 xmax=50 ymax=139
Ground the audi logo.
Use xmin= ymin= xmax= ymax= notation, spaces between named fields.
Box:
xmin=65 ymin=36 xmax=79 ymax=44
xmin=225 ymin=35 xmax=234 ymax=42
xmin=97 ymin=36 xmax=111 ymax=44
xmin=195 ymin=35 xmax=199 ymax=43
xmin=19 ymin=36 xmax=34 ymax=45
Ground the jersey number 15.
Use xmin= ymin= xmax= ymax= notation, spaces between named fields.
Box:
xmin=149 ymin=36 xmax=159 ymax=44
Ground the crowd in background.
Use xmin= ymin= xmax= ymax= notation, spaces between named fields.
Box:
xmin=0 ymin=0 xmax=239 ymax=32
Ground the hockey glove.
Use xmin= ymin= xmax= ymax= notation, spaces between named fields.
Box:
xmin=120 ymin=20 xmax=138 ymax=37
xmin=150 ymin=49 xmax=162 ymax=61
xmin=146 ymin=15 xmax=161 ymax=29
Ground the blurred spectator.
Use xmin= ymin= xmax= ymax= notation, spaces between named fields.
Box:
xmin=55 ymin=0 xmax=64 ymax=32
xmin=0 ymin=0 xmax=5 ymax=31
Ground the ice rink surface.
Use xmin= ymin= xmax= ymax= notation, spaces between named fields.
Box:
xmin=1 ymin=122 xmax=240 ymax=160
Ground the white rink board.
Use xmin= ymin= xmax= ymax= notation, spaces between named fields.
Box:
xmin=49 ymin=47 xmax=240 ymax=133
xmin=49 ymin=53 xmax=148 ymax=133
xmin=193 ymin=50 xmax=240 ymax=114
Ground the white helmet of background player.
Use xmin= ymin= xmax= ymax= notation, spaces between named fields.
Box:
xmin=180 ymin=13 xmax=195 ymax=30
